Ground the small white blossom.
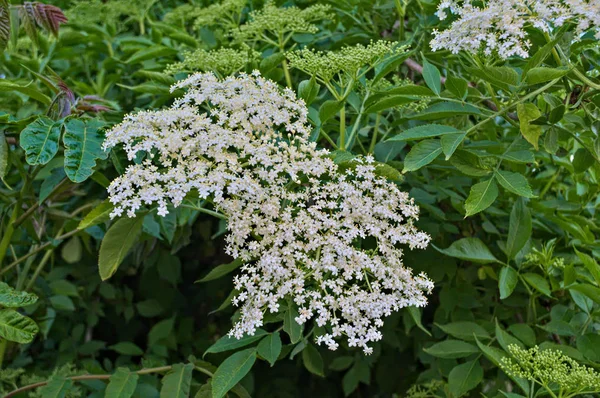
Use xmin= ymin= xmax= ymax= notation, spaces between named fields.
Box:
xmin=103 ymin=72 xmax=433 ymax=354
xmin=431 ymin=0 xmax=600 ymax=58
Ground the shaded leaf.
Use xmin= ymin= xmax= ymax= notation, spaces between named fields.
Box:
xmin=160 ymin=363 xmax=194 ymax=398
xmin=106 ymin=368 xmax=139 ymax=398
xmin=257 ymin=332 xmax=282 ymax=367
xmin=499 ymin=266 xmax=519 ymax=299
xmin=448 ymin=360 xmax=483 ymax=397
xmin=423 ymin=340 xmax=479 ymax=358
xmin=388 ymin=124 xmax=459 ymax=141
xmin=211 ymin=348 xmax=256 ymax=398
xmin=38 ymin=376 xmax=73 ymax=398
xmin=0 ymin=282 xmax=38 ymax=308
xmin=437 ymin=238 xmax=499 ymax=263
xmin=505 ymin=199 xmax=532 ymax=259
xmin=205 ymin=329 xmax=267 ymax=356
xmin=98 ymin=217 xmax=144 ymax=280
xmin=197 ymin=259 xmax=243 ymax=283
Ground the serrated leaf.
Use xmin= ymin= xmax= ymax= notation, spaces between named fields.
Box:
xmin=423 ymin=340 xmax=479 ymax=358
xmin=499 ymin=266 xmax=518 ymax=299
xmin=574 ymin=248 xmax=600 ymax=286
xmin=0 ymin=282 xmax=38 ymax=307
xmin=525 ymin=67 xmax=569 ymax=85
xmin=0 ymin=81 xmax=52 ymax=105
xmin=517 ymin=103 xmax=542 ymax=149
xmin=63 ymin=119 xmax=106 ymax=183
xmin=257 ymin=332 xmax=282 ymax=367
xmin=408 ymin=102 xmax=481 ymax=120
xmin=402 ymin=139 xmax=442 ymax=172
xmin=464 ymin=178 xmax=498 ymax=216
xmin=38 ymin=376 xmax=73 ymax=398
xmin=78 ymin=200 xmax=113 ymax=230
xmin=448 ymin=360 xmax=483 ymax=397
xmin=505 ymin=199 xmax=531 ymax=259
xmin=495 ymin=170 xmax=535 ymax=198
xmin=105 ymin=368 xmax=139 ymax=398
xmin=441 ymin=132 xmax=465 ymax=159
xmin=0 ymin=309 xmax=38 ymax=343
xmin=204 ymin=329 xmax=267 ymax=356
xmin=437 ymin=238 xmax=499 ymax=263
xmin=445 ymin=76 xmax=468 ymax=99
xmin=388 ymin=124 xmax=459 ymax=141
xmin=98 ymin=217 xmax=144 ymax=280
xmin=522 ymin=273 xmax=551 ymax=297
xmin=160 ymin=363 xmax=194 ymax=398
xmin=20 ymin=116 xmax=61 ymax=165
xmin=211 ymin=348 xmax=256 ymax=398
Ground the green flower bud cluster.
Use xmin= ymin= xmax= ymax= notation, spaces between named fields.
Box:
xmin=405 ymin=379 xmax=444 ymax=397
xmin=163 ymin=0 xmax=245 ymax=29
xmin=66 ymin=0 xmax=155 ymax=25
xmin=501 ymin=345 xmax=600 ymax=396
xmin=232 ymin=0 xmax=331 ymax=44
xmin=165 ymin=47 xmax=260 ymax=76
xmin=524 ymin=239 xmax=565 ymax=271
xmin=288 ymin=41 xmax=407 ymax=83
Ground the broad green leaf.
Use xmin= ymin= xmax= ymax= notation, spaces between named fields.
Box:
xmin=283 ymin=303 xmax=303 ymax=344
xmin=257 ymin=332 xmax=282 ymax=367
xmin=0 ymin=81 xmax=52 ymax=105
xmin=423 ymin=340 xmax=479 ymax=358
xmin=20 ymin=116 xmax=61 ymax=165
xmin=422 ymin=58 xmax=441 ymax=95
xmin=109 ymin=342 xmax=144 ymax=356
xmin=402 ymin=139 xmax=442 ymax=172
xmin=448 ymin=360 xmax=483 ymax=397
xmin=205 ymin=329 xmax=267 ymax=356
xmin=576 ymin=334 xmax=600 ymax=362
xmin=495 ymin=321 xmax=524 ymax=352
xmin=436 ymin=322 xmax=490 ymax=341
xmin=38 ymin=376 xmax=73 ymax=398
xmin=78 ymin=200 xmax=114 ymax=230
xmin=319 ymin=100 xmax=343 ymax=123
xmin=160 ymin=363 xmax=194 ymax=398
xmin=449 ymin=150 xmax=491 ymax=176
xmin=211 ymin=348 xmax=256 ymax=398
xmin=298 ymin=77 xmax=320 ymax=105
xmin=125 ymin=46 xmax=178 ymax=64
xmin=408 ymin=306 xmax=431 ymax=336
xmin=98 ymin=217 xmax=144 ymax=280
xmin=388 ymin=124 xmax=459 ymax=141
xmin=502 ymin=150 xmax=535 ymax=164
xmin=467 ymin=66 xmax=519 ymax=90
xmin=63 ymin=119 xmax=106 ymax=183
xmin=505 ymin=199 xmax=531 ymax=259
xmin=148 ymin=317 xmax=174 ymax=346
xmin=409 ymin=102 xmax=481 ymax=120
xmin=0 ymin=282 xmax=38 ymax=307
xmin=365 ymin=85 xmax=434 ymax=112
xmin=522 ymin=273 xmax=551 ymax=297
xmin=445 ymin=76 xmax=468 ymax=99
xmin=508 ymin=324 xmax=536 ymax=347
xmin=499 ymin=266 xmax=518 ymax=299
xmin=106 ymin=368 xmax=139 ymax=398
xmin=464 ymin=178 xmax=498 ymax=216
xmin=517 ymin=103 xmax=542 ymax=150
xmin=437 ymin=238 xmax=499 ymax=264
xmin=572 ymin=148 xmax=595 ymax=173
xmin=574 ymin=248 xmax=600 ymax=286
xmin=329 ymin=356 xmax=354 ymax=371
xmin=474 ymin=337 xmax=530 ymax=395
xmin=61 ymin=237 xmax=82 ymax=264
xmin=0 ymin=309 xmax=38 ymax=343
xmin=302 ymin=343 xmax=324 ymax=376
xmin=39 ymin=168 xmax=65 ymax=204
xmin=440 ymin=132 xmax=466 ymax=159
xmin=495 ymin=170 xmax=535 ymax=198
xmin=197 ymin=259 xmax=243 ymax=283
xmin=525 ymin=67 xmax=569 ymax=85
xmin=523 ymin=37 xmax=560 ymax=75
xmin=570 ymin=284 xmax=600 ymax=304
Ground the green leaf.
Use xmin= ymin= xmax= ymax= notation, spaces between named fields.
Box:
xmin=319 ymin=100 xmax=343 ymax=124
xmin=570 ymin=284 xmax=600 ymax=305
xmin=574 ymin=248 xmax=600 ymax=286
xmin=437 ymin=238 xmax=499 ymax=264
xmin=364 ymin=85 xmax=434 ymax=113
xmin=495 ymin=321 xmax=524 ymax=352
xmin=105 ymin=368 xmax=139 ymax=398
xmin=464 ymin=178 xmax=498 ymax=216
xmin=0 ymin=309 xmax=38 ymax=343
xmin=283 ymin=303 xmax=304 ymax=344
xmin=402 ymin=139 xmax=442 ymax=172
xmin=445 ymin=76 xmax=468 ymax=99
xmin=388 ymin=124 xmax=459 ymax=141
xmin=148 ymin=317 xmax=174 ymax=346
xmin=423 ymin=340 xmax=479 ymax=359
xmin=257 ymin=332 xmax=282 ymax=367
xmin=450 ymin=150 xmax=491 ymax=176
xmin=467 ymin=66 xmax=519 ymax=90
xmin=517 ymin=103 xmax=542 ymax=150
xmin=160 ymin=363 xmax=194 ymax=398
xmin=495 ymin=170 xmax=535 ymax=198
xmin=125 ymin=46 xmax=178 ymax=64
xmin=38 ymin=376 xmax=73 ymax=398
xmin=409 ymin=102 xmax=481 ymax=120
xmin=20 ymin=116 xmax=61 ymax=165
xmin=197 ymin=259 xmax=243 ymax=283
xmin=302 ymin=343 xmax=324 ymax=377
xmin=436 ymin=322 xmax=490 ymax=341
xmin=576 ymin=334 xmax=600 ymax=362
xmin=109 ymin=342 xmax=144 ymax=356
xmin=0 ymin=81 xmax=52 ymax=105
xmin=440 ymin=132 xmax=466 ymax=159
xmin=78 ymin=200 xmax=114 ymax=230
xmin=505 ymin=199 xmax=532 ymax=259
xmin=572 ymin=148 xmax=595 ymax=173
xmin=407 ymin=306 xmax=431 ymax=336
xmin=98 ymin=217 xmax=144 ymax=281
xmin=525 ymin=67 xmax=569 ymax=85
xmin=523 ymin=37 xmax=560 ymax=75
xmin=63 ymin=119 xmax=106 ymax=183
xmin=499 ymin=266 xmax=519 ymax=299
xmin=298 ymin=77 xmax=320 ymax=105
xmin=474 ymin=337 xmax=530 ymax=395
xmin=329 ymin=356 xmax=354 ymax=371
xmin=422 ymin=58 xmax=441 ymax=95
xmin=448 ymin=360 xmax=483 ymax=397
xmin=522 ymin=273 xmax=551 ymax=297
xmin=211 ymin=348 xmax=256 ymax=398
xmin=0 ymin=282 xmax=38 ymax=307
xmin=205 ymin=329 xmax=268 ymax=356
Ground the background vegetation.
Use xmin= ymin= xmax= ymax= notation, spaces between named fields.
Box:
xmin=0 ymin=0 xmax=600 ymax=397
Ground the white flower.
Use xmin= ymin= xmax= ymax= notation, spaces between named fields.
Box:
xmin=431 ymin=0 xmax=600 ymax=58
xmin=103 ymin=72 xmax=433 ymax=354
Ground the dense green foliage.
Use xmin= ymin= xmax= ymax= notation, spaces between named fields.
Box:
xmin=1 ymin=0 xmax=600 ymax=397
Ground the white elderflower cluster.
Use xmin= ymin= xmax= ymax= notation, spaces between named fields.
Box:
xmin=431 ymin=0 xmax=600 ymax=58
xmin=103 ymin=72 xmax=433 ymax=354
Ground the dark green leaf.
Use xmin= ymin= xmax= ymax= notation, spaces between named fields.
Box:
xmin=197 ymin=259 xmax=243 ymax=283
xmin=408 ymin=102 xmax=481 ymax=120
xmin=0 ymin=309 xmax=38 ymax=343
xmin=495 ymin=170 xmax=535 ymax=198
xmin=20 ymin=116 xmax=61 ymax=165
xmin=106 ymin=368 xmax=139 ymax=398
xmin=440 ymin=132 xmax=465 ymax=159
xmin=505 ymin=199 xmax=532 ymax=259
xmin=448 ymin=360 xmax=483 ymax=397
xmin=464 ymin=178 xmax=498 ymax=216
xmin=63 ymin=119 xmax=106 ymax=183
xmin=160 ymin=363 xmax=194 ymax=398
xmin=422 ymin=58 xmax=441 ymax=95
xmin=423 ymin=340 xmax=479 ymax=358
xmin=319 ymin=100 xmax=343 ymax=123
xmin=576 ymin=334 xmax=600 ymax=362
xmin=283 ymin=303 xmax=303 ymax=344
xmin=445 ymin=76 xmax=468 ymax=99
xmin=522 ymin=273 xmax=551 ymax=297
xmin=98 ymin=217 xmax=144 ymax=280
xmin=211 ymin=348 xmax=256 ymax=398
xmin=436 ymin=322 xmax=490 ymax=341
xmin=499 ymin=266 xmax=518 ymax=299
xmin=388 ymin=124 xmax=459 ymax=141
xmin=437 ymin=238 xmax=499 ymax=263
xmin=109 ymin=342 xmax=144 ymax=356
xmin=302 ymin=343 xmax=324 ymax=376
xmin=205 ymin=329 xmax=267 ymax=356
xmin=402 ymin=139 xmax=442 ymax=172
xmin=0 ymin=282 xmax=38 ymax=307
xmin=257 ymin=332 xmax=282 ymax=367
xmin=38 ymin=376 xmax=73 ymax=398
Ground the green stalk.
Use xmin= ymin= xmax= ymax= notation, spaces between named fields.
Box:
xmin=339 ymin=105 xmax=346 ymax=149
